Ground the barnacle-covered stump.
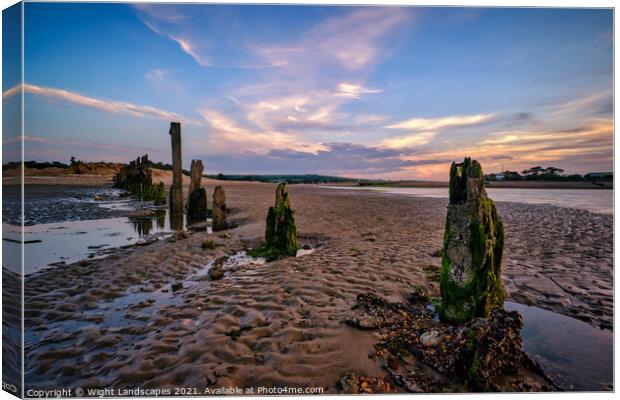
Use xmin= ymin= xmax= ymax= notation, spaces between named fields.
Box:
xmin=440 ymin=157 xmax=505 ymax=323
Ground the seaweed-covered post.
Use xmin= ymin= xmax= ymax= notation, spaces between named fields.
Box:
xmin=440 ymin=157 xmax=505 ymax=323
xmin=187 ymin=159 xmax=207 ymax=225
xmin=263 ymin=183 xmax=298 ymax=258
xmin=169 ymin=122 xmax=184 ymax=218
xmin=212 ymin=185 xmax=227 ymax=231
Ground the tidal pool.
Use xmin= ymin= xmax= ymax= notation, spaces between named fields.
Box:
xmin=506 ymin=301 xmax=613 ymax=391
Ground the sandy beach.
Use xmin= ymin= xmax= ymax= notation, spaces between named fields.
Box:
xmin=20 ymin=180 xmax=612 ymax=392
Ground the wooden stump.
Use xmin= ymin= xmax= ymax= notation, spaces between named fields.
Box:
xmin=440 ymin=157 xmax=505 ymax=323
xmin=212 ymin=185 xmax=227 ymax=231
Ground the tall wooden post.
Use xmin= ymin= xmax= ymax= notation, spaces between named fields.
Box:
xmin=169 ymin=122 xmax=184 ymax=229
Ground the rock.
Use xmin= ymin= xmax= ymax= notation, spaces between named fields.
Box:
xmin=440 ymin=157 xmax=505 ymax=323
xmin=187 ymin=187 xmax=207 ymax=225
xmin=209 ymin=258 xmax=227 ymax=280
xmin=345 ymin=312 xmax=385 ymax=330
xmin=93 ymin=195 xmax=103 ymax=201
xmin=201 ymin=240 xmax=217 ymax=250
xmin=209 ymin=266 xmax=224 ymax=280
xmin=419 ymin=330 xmax=443 ymax=347
xmin=171 ymin=282 xmax=183 ymax=292
xmin=338 ymin=372 xmax=393 ymax=394
xmin=345 ymin=293 xmax=390 ymax=330
xmin=458 ymin=309 xmax=525 ymax=391
xmin=212 ymin=185 xmax=228 ymax=231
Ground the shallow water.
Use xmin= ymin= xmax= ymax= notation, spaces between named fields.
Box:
xmin=505 ymin=301 xmax=613 ymax=391
xmin=2 ymin=186 xmax=199 ymax=274
xmin=323 ymin=186 xmax=613 ymax=214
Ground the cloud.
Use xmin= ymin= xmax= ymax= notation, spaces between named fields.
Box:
xmin=204 ymin=142 xmax=447 ymax=176
xmin=381 ymin=132 xmax=437 ymax=148
xmin=168 ymin=35 xmax=210 ymax=66
xmin=199 ymin=108 xmax=326 ymax=154
xmin=335 ymin=83 xmax=382 ymax=99
xmin=133 ymin=4 xmax=187 ymax=23
xmin=2 ymin=84 xmax=21 ymax=100
xmin=14 ymin=83 xmax=202 ymax=126
xmin=386 ymin=113 xmax=495 ymax=131
xmin=552 ymin=90 xmax=612 ymax=117
xmin=304 ymin=8 xmax=410 ymax=71
xmin=145 ymin=68 xmax=167 ymax=83
xmin=140 ymin=15 xmax=210 ymax=66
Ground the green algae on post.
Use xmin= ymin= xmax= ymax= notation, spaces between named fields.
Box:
xmin=440 ymin=157 xmax=505 ymax=323
xmin=113 ymin=154 xmax=166 ymax=205
xmin=253 ymin=182 xmax=298 ymax=260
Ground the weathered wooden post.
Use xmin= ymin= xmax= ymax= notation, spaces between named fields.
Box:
xmin=187 ymin=159 xmax=207 ymax=225
xmin=440 ymin=157 xmax=505 ymax=322
xmin=264 ymin=182 xmax=298 ymax=257
xmin=212 ymin=185 xmax=227 ymax=231
xmin=169 ymin=122 xmax=184 ymax=225
xmin=188 ymin=159 xmax=203 ymax=197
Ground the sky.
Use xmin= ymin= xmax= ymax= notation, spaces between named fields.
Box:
xmin=2 ymin=3 xmax=613 ymax=180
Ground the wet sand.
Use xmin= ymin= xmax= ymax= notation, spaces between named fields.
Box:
xmin=23 ymin=181 xmax=613 ymax=392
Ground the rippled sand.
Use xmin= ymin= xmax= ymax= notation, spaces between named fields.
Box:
xmin=23 ymin=181 xmax=612 ymax=392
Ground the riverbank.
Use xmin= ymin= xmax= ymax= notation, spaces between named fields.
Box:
xmin=349 ymin=180 xmax=613 ymax=189
xmin=21 ymin=181 xmax=612 ymax=392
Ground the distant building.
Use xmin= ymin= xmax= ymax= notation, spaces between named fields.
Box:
xmin=584 ymin=172 xmax=613 ymax=180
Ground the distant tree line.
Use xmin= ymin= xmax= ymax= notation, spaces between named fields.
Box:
xmin=3 ymin=161 xmax=69 ymax=170
xmin=485 ymin=166 xmax=612 ymax=182
xmin=210 ymin=173 xmax=355 ymax=184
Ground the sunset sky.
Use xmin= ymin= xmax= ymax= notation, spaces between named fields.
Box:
xmin=3 ymin=3 xmax=613 ymax=180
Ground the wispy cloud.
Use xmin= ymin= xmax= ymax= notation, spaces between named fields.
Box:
xmin=11 ymin=83 xmax=202 ymax=126
xmin=145 ymin=68 xmax=167 ymax=83
xmin=140 ymin=15 xmax=210 ymax=66
xmin=381 ymin=132 xmax=437 ymax=148
xmin=168 ymin=35 xmax=210 ymax=66
xmin=335 ymin=83 xmax=382 ymax=99
xmin=199 ymin=108 xmax=326 ymax=154
xmin=387 ymin=113 xmax=495 ymax=131
xmin=551 ymin=90 xmax=612 ymax=117
xmin=2 ymin=84 xmax=21 ymax=100
xmin=251 ymin=7 xmax=411 ymax=73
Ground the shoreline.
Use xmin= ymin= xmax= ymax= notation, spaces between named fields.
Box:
xmin=2 ymin=171 xmax=613 ymax=189
xmin=330 ymin=180 xmax=612 ymax=190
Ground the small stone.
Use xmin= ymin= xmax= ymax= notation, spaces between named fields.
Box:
xmin=171 ymin=282 xmax=183 ymax=292
xmin=94 ymin=195 xmax=103 ymax=201
xmin=209 ymin=265 xmax=224 ymax=280
xmin=419 ymin=330 xmax=443 ymax=347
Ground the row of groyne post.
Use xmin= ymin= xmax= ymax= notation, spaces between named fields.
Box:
xmin=114 ymin=122 xmax=228 ymax=232
xmin=112 ymin=154 xmax=166 ymax=205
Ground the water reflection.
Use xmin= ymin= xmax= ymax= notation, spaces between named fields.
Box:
xmin=505 ymin=302 xmax=612 ymax=391
xmin=169 ymin=210 xmax=184 ymax=231
xmin=13 ymin=205 xmax=191 ymax=274
xmin=129 ymin=209 xmax=166 ymax=236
